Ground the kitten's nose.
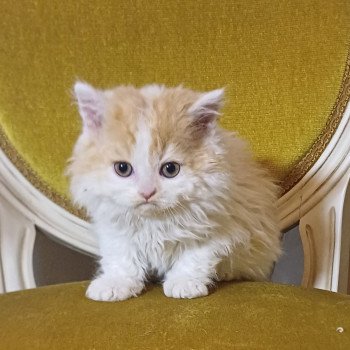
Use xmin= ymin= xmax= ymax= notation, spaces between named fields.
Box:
xmin=139 ymin=189 xmax=157 ymax=201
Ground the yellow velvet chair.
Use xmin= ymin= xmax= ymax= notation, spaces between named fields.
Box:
xmin=1 ymin=1 xmax=350 ymax=348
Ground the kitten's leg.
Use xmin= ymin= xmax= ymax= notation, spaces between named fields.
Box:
xmin=86 ymin=234 xmax=145 ymax=302
xmin=163 ymin=244 xmax=220 ymax=299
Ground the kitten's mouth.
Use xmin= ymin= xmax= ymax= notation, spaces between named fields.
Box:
xmin=135 ymin=201 xmax=157 ymax=208
xmin=134 ymin=201 xmax=160 ymax=216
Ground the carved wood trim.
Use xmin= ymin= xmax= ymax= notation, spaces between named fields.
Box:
xmin=0 ymin=195 xmax=36 ymax=292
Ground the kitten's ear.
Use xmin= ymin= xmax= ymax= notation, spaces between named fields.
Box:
xmin=188 ymin=88 xmax=224 ymax=131
xmin=73 ymin=81 xmax=105 ymax=132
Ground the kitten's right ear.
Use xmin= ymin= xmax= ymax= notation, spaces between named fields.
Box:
xmin=73 ymin=81 xmax=105 ymax=132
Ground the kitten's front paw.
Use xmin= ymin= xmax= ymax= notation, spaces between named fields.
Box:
xmin=86 ymin=277 xmax=144 ymax=302
xmin=163 ymin=279 xmax=209 ymax=299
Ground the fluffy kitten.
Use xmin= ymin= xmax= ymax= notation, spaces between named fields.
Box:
xmin=67 ymin=82 xmax=281 ymax=301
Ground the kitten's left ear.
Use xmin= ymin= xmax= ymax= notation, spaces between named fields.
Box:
xmin=188 ymin=88 xmax=224 ymax=131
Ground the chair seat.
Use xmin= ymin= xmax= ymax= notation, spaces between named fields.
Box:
xmin=1 ymin=281 xmax=349 ymax=349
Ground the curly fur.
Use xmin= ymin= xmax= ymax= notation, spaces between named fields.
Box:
xmin=67 ymin=82 xmax=281 ymax=301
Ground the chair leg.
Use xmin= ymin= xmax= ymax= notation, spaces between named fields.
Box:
xmin=0 ymin=193 xmax=36 ymax=293
xmin=299 ymin=170 xmax=350 ymax=293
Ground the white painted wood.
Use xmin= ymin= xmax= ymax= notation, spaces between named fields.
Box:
xmin=0 ymin=148 xmax=97 ymax=256
xmin=0 ymin=100 xmax=349 ymax=293
xmin=0 ymin=147 xmax=97 ymax=293
xmin=0 ymin=193 xmax=37 ymax=292
xmin=278 ymin=100 xmax=350 ymax=231
xmin=299 ymin=170 xmax=350 ymax=292
xmin=0 ymin=243 xmax=5 ymax=293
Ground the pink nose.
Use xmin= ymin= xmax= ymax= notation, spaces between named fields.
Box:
xmin=139 ymin=189 xmax=157 ymax=201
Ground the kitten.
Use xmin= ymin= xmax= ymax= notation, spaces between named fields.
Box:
xmin=67 ymin=82 xmax=282 ymax=301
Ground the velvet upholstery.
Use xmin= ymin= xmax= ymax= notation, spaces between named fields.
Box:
xmin=1 ymin=282 xmax=349 ymax=349
xmin=1 ymin=3 xmax=350 ymax=347
xmin=0 ymin=0 xmax=349 ymax=205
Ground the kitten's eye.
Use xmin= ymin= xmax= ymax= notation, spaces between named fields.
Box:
xmin=160 ymin=162 xmax=180 ymax=178
xmin=114 ymin=162 xmax=133 ymax=177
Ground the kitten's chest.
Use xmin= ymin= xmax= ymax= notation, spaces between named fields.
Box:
xmin=132 ymin=220 xmax=181 ymax=275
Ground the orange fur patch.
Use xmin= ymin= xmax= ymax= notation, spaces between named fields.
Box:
xmin=69 ymin=85 xmax=219 ymax=177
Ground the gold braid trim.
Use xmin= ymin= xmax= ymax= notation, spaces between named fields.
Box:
xmin=0 ymin=50 xmax=350 ymax=215
xmin=282 ymin=49 xmax=350 ymax=194
xmin=0 ymin=127 xmax=86 ymax=219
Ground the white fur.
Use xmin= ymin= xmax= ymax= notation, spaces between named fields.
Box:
xmin=188 ymin=88 xmax=225 ymax=116
xmin=132 ymin=118 xmax=156 ymax=197
xmin=69 ymin=84 xmax=282 ymax=301
xmin=140 ymin=84 xmax=165 ymax=100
